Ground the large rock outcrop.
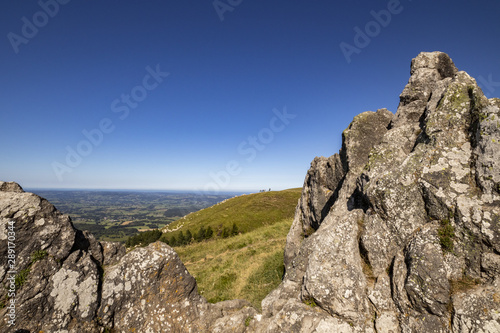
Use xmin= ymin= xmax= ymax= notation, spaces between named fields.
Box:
xmin=261 ymin=51 xmax=500 ymax=332
xmin=1 ymin=51 xmax=499 ymax=332
xmin=0 ymin=183 xmax=255 ymax=332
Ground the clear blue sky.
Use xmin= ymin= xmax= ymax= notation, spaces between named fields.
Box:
xmin=1 ymin=0 xmax=499 ymax=192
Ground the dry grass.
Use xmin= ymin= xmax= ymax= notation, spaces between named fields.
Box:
xmin=450 ymin=276 xmax=481 ymax=294
xmin=174 ymin=218 xmax=293 ymax=309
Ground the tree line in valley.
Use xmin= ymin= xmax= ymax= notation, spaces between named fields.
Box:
xmin=125 ymin=223 xmax=240 ymax=248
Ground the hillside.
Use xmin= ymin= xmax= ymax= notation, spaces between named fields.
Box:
xmin=161 ymin=188 xmax=301 ymax=243
xmin=163 ymin=188 xmax=301 ymax=309
xmin=175 ymin=218 xmax=292 ymax=309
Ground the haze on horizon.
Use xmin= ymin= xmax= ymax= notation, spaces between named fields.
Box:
xmin=1 ymin=0 xmax=499 ymax=192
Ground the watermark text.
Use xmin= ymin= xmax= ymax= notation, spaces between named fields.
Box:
xmin=8 ymin=0 xmax=71 ymax=54
xmin=477 ymin=74 xmax=500 ymax=97
xmin=5 ymin=220 xmax=17 ymax=327
xmin=202 ymin=106 xmax=295 ymax=193
xmin=51 ymin=65 xmax=169 ymax=181
xmin=213 ymin=0 xmax=243 ymax=21
xmin=340 ymin=0 xmax=411 ymax=64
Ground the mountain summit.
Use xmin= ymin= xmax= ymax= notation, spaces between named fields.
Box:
xmin=1 ymin=52 xmax=499 ymax=332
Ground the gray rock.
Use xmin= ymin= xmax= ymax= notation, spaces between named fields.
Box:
xmin=264 ymin=51 xmax=500 ymax=332
xmin=72 ymin=229 xmax=126 ymax=266
xmin=284 ymin=154 xmax=345 ymax=267
xmin=101 ymin=240 xmax=126 ymax=266
xmin=452 ymin=282 xmax=500 ymax=332
xmin=474 ymin=99 xmax=500 ymax=195
xmin=98 ymin=241 xmax=205 ymax=332
xmin=48 ymin=251 xmax=100 ymax=330
xmin=285 ymin=108 xmax=393 ymax=269
xmin=0 ymin=181 xmax=24 ymax=193
xmin=482 ymin=252 xmax=500 ymax=278
xmin=0 ymin=190 xmax=76 ymax=265
xmin=404 ymin=226 xmax=450 ymax=316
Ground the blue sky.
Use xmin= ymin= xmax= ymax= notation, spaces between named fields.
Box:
xmin=1 ymin=0 xmax=499 ymax=192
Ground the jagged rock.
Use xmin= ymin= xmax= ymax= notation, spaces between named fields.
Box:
xmin=72 ymin=229 xmax=126 ymax=266
xmin=211 ymin=300 xmax=258 ymax=332
xmin=285 ymin=108 xmax=393 ymax=268
xmin=1 ymin=51 xmax=499 ymax=332
xmin=0 ymin=187 xmax=102 ymax=333
xmin=263 ymin=51 xmax=500 ymax=332
xmin=368 ymin=274 xmax=399 ymax=332
xmin=404 ymin=226 xmax=450 ymax=316
xmin=0 ymin=184 xmax=76 ymax=265
xmin=72 ymin=230 xmax=104 ymax=264
xmin=0 ymin=182 xmax=24 ymax=193
xmin=284 ymin=154 xmax=345 ymax=267
xmin=0 ymin=184 xmax=133 ymax=332
xmin=98 ymin=241 xmax=204 ymax=331
xmin=47 ymin=251 xmax=100 ymax=329
xmin=0 ymin=183 xmax=257 ymax=332
xmin=259 ymin=298 xmax=359 ymax=333
xmin=101 ymin=240 xmax=126 ymax=266
xmin=482 ymin=252 xmax=500 ymax=278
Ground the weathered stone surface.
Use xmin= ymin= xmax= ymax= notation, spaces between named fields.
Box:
xmin=482 ymin=252 xmax=500 ymax=278
xmin=211 ymin=300 xmax=258 ymax=333
xmin=258 ymin=298 xmax=363 ymax=333
xmin=0 ymin=186 xmax=134 ymax=332
xmin=341 ymin=109 xmax=394 ymax=174
xmin=47 ymin=251 xmax=100 ymax=330
xmin=404 ymin=226 xmax=450 ymax=316
xmin=101 ymin=240 xmax=126 ymax=266
xmin=301 ymin=210 xmax=370 ymax=323
xmin=0 ymin=188 xmax=76 ymax=266
xmin=72 ymin=229 xmax=126 ymax=266
xmin=474 ymin=99 xmax=500 ymax=195
xmin=284 ymin=153 xmax=345 ymax=267
xmin=98 ymin=241 xmax=205 ymax=332
xmin=263 ymin=51 xmax=500 ymax=332
xmin=285 ymin=108 xmax=393 ymax=269
xmin=0 ymin=181 xmax=24 ymax=193
xmin=452 ymin=282 xmax=500 ymax=333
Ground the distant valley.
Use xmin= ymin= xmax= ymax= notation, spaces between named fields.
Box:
xmin=29 ymin=190 xmax=236 ymax=242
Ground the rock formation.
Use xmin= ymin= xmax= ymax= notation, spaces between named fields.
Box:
xmin=0 ymin=182 xmax=256 ymax=332
xmin=1 ymin=51 xmax=499 ymax=332
xmin=272 ymin=51 xmax=500 ymax=332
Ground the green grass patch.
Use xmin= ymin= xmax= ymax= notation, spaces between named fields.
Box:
xmin=31 ymin=250 xmax=48 ymax=263
xmin=15 ymin=268 xmax=30 ymax=290
xmin=162 ymin=188 xmax=301 ymax=242
xmin=245 ymin=316 xmax=252 ymax=327
xmin=438 ymin=218 xmax=455 ymax=253
xmin=174 ymin=218 xmax=293 ymax=309
xmin=12 ymin=250 xmax=52 ymax=290
xmin=303 ymin=297 xmax=317 ymax=308
xmin=450 ymin=276 xmax=481 ymax=294
xmin=241 ymin=248 xmax=285 ymax=306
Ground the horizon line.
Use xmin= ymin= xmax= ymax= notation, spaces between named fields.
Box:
xmin=23 ymin=186 xmax=300 ymax=194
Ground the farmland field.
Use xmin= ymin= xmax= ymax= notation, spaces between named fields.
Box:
xmin=30 ymin=189 xmax=236 ymax=242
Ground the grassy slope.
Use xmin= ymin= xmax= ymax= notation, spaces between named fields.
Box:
xmin=175 ymin=218 xmax=293 ymax=309
xmin=162 ymin=188 xmax=301 ymax=240
xmin=168 ymin=188 xmax=302 ymax=309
